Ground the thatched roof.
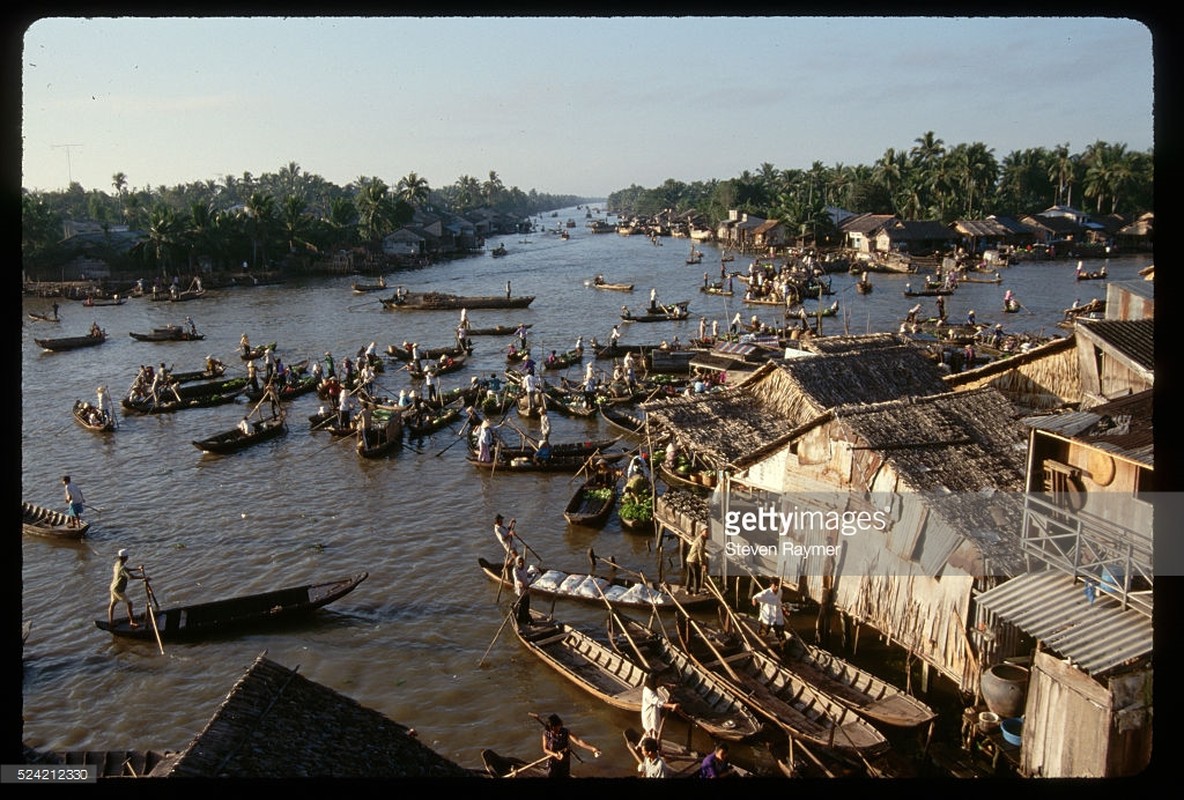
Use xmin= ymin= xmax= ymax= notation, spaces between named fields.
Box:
xmin=645 ymin=339 xmax=948 ymax=469
xmin=159 ymin=654 xmax=476 ymax=778
xmin=832 ymin=387 xmax=1028 ymax=494
xmin=944 ymin=333 xmax=1079 ymax=412
xmin=797 ymin=331 xmax=911 ymax=355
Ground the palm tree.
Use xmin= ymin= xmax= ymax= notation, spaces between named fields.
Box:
xmin=354 ymin=178 xmax=396 ymax=244
xmin=1048 ymin=143 xmax=1075 ymax=206
xmin=111 ymin=172 xmax=127 ymax=196
xmin=482 ymin=171 xmax=504 ymax=206
xmin=454 ymin=174 xmax=481 ymax=209
xmin=242 ymin=191 xmax=276 ymax=268
xmin=397 ymin=172 xmax=431 ymax=207
xmin=136 ymin=205 xmax=183 ymax=276
xmin=279 ymin=195 xmax=316 ymax=255
xmin=873 ymin=148 xmax=905 ymax=211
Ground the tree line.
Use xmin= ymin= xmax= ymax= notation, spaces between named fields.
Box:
xmin=606 ymin=133 xmax=1153 ymax=242
xmin=21 ymin=164 xmax=594 ymax=274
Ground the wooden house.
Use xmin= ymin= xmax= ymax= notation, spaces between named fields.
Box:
xmin=946 ymin=335 xmax=1081 ymax=414
xmin=1072 ymin=318 xmax=1154 ymax=405
xmin=972 ymin=389 xmax=1153 ymax=777
xmin=838 ymin=213 xmax=896 ymax=254
xmin=873 ymin=219 xmax=958 ymax=256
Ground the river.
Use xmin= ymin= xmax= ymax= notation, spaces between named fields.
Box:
xmin=20 ymin=208 xmax=1151 ymax=776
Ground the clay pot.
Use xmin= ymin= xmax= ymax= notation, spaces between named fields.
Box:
xmin=980 ymin=663 xmax=1030 ymax=718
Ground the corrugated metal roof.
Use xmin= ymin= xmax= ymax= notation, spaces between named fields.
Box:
xmin=975 ymin=571 xmax=1153 ymax=677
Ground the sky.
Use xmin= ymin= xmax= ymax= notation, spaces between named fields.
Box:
xmin=19 ymin=15 xmax=1156 ymax=199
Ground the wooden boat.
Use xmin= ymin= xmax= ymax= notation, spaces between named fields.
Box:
xmin=1063 ymin=298 xmax=1106 ymax=317
xmin=903 ymin=288 xmax=953 ymax=297
xmin=490 ymin=244 xmax=508 ymax=257
xmin=240 ymin=342 xmax=276 ymax=361
xmin=593 ymin=343 xmax=651 ymax=360
xmin=467 ymin=449 xmax=626 ymax=473
xmin=34 ymin=330 xmax=107 ymax=352
xmin=351 ymin=280 xmax=389 ymax=293
xmin=192 ymin=416 xmax=288 ymax=453
xmin=173 ymin=376 xmax=249 ymax=401
xmin=27 ymin=311 xmax=60 ymax=323
xmin=590 ymin=277 xmax=634 ymax=292
xmin=170 ymin=363 xmax=228 ymax=384
xmin=542 ymin=348 xmax=584 ymax=371
xmin=403 ymin=405 xmax=460 ymax=438
xmin=122 ymin=387 xmax=244 ymax=415
xmin=1003 ymin=300 xmax=1022 ymax=313
xmin=612 ymin=616 xmax=764 ymax=742
xmin=1075 ymin=267 xmax=1108 ymax=281
xmin=20 ymin=748 xmax=179 ymax=778
xmin=478 ymin=558 xmax=710 ymax=611
xmin=162 ymin=288 xmax=207 ymax=302
xmin=700 ymin=283 xmax=734 ymax=296
xmin=387 ymin=343 xmax=471 ymax=361
xmin=94 ymin=572 xmax=368 ymax=641
xmin=799 ymin=299 xmax=839 ymax=318
xmin=562 ymin=472 xmax=619 ymax=527
xmin=855 ymin=278 xmax=873 ymax=294
xmin=676 ymin=618 xmax=890 ymax=755
xmin=22 ymin=501 xmax=89 ymax=539
xmin=81 ymin=296 xmax=126 ymax=307
xmin=72 ymin=399 xmax=116 ymax=432
xmin=465 ymin=323 xmax=531 ymax=337
xmin=243 ymin=374 xmax=318 ymax=403
xmin=473 ymin=430 xmax=622 ymax=461
xmin=600 ymin=404 xmax=646 ymax=437
xmin=758 ymin=623 xmax=936 ymax=729
xmin=620 ymin=302 xmax=690 ymax=323
xmin=541 ymin=383 xmax=598 ymax=417
xmin=480 ymin=749 xmax=547 ymax=778
xmin=407 ymin=355 xmax=467 ymax=380
xmin=380 ymin=291 xmax=534 ymax=310
xmin=958 ymin=272 xmax=1003 ymax=284
xmin=128 ymin=326 xmax=205 ymax=342
xmin=355 ymin=415 xmax=403 ymax=459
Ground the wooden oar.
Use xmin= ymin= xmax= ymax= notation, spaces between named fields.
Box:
xmin=527 ymin=712 xmax=585 ymax=764
xmin=590 ymin=581 xmax=652 ymax=672
xmin=477 ymin=601 xmax=518 ymax=667
xmin=505 ymin=754 xmax=551 ymax=778
xmin=141 ymin=573 xmax=165 ymax=656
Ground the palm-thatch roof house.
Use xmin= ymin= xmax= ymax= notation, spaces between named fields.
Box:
xmin=52 ymin=653 xmax=478 ymax=779
xmin=717 ymin=386 xmax=1031 ymax=697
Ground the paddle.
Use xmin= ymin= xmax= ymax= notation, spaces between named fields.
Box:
xmin=527 ymin=712 xmax=587 ymax=764
xmin=83 ymin=503 xmax=107 ymax=514
xmin=590 ymin=581 xmax=652 ymax=672
xmin=504 ymin=754 xmax=551 ymax=778
xmin=140 ymin=570 xmax=165 ymax=655
xmin=477 ymin=601 xmax=518 ymax=667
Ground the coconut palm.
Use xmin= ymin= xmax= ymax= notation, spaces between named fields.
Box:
xmin=396 ymin=172 xmax=431 ymax=208
xmin=242 ymin=191 xmax=277 ymax=268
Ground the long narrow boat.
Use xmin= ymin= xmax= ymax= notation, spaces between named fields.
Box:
xmin=128 ymin=326 xmax=205 ymax=342
xmin=170 ymin=363 xmax=228 ymax=383
xmin=403 ymin=405 xmax=460 ymax=438
xmin=122 ymin=387 xmax=244 ymax=415
xmin=72 ymin=399 xmax=116 ymax=433
xmin=478 ymin=558 xmax=711 ymax=611
xmin=407 ymin=355 xmax=467 ymax=380
xmin=563 ymin=472 xmax=619 ymax=527
xmin=590 ymin=278 xmax=635 ymax=292
xmin=380 ymin=291 xmax=535 ymax=310
xmin=465 ymin=323 xmax=531 ymax=337
xmin=27 ymin=311 xmax=61 ymax=323
xmin=737 ymin=616 xmax=936 ymax=729
xmin=243 ymin=374 xmax=319 ymax=403
xmin=192 ymin=416 xmax=287 ymax=454
xmin=81 ymin=296 xmax=126 ymax=307
xmin=387 ymin=343 xmax=472 ymax=361
xmin=480 ymin=749 xmax=547 ymax=778
xmin=599 ymin=404 xmax=646 ymax=437
xmin=174 ymin=376 xmax=248 ymax=400
xmin=470 ymin=432 xmax=622 ymax=462
xmin=541 ymin=348 xmax=584 ymax=371
xmin=467 ymin=449 xmax=626 ymax=474
xmin=620 ymin=302 xmax=691 ymax=323
xmin=676 ymin=618 xmax=890 ymax=755
xmin=351 ymin=280 xmax=389 ymax=293
xmin=615 ymin=619 xmax=764 ymax=743
xmin=33 ymin=331 xmax=107 ymax=352
xmin=512 ymin=611 xmax=666 ymax=720
xmin=22 ymin=501 xmax=89 ymax=539
xmin=94 ymin=572 xmax=368 ymax=641
xmin=21 ymin=748 xmax=179 ymax=778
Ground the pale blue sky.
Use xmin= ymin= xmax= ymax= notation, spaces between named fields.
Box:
xmin=20 ymin=16 xmax=1155 ymax=198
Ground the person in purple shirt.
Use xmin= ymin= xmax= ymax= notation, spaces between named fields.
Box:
xmin=699 ymin=742 xmax=736 ymax=778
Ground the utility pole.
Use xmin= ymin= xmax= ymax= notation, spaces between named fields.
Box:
xmin=51 ymin=143 xmax=83 ymax=186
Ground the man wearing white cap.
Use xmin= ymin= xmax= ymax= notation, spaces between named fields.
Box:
xmin=108 ymin=549 xmax=145 ymax=628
